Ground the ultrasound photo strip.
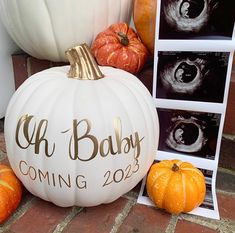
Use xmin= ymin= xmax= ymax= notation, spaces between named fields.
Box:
xmin=137 ymin=0 xmax=235 ymax=220
xmin=158 ymin=0 xmax=235 ymax=40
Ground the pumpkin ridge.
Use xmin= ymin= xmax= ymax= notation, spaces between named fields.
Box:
xmin=176 ymin=160 xmax=183 ymax=168
xmin=43 ymin=0 xmax=62 ymax=60
xmin=181 ymin=168 xmax=204 ymax=178
xmin=161 ymin=170 xmax=175 ymax=210
xmin=191 ymin=172 xmax=206 ymax=206
xmin=181 ymin=172 xmax=187 ymax=212
xmin=190 ymin=175 xmax=201 ymax=209
xmin=150 ymin=169 xmax=170 ymax=206
xmin=0 ymin=180 xmax=14 ymax=191
xmin=0 ymin=169 xmax=12 ymax=174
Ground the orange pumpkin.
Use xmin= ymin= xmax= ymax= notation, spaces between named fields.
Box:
xmin=133 ymin=0 xmax=157 ymax=55
xmin=91 ymin=22 xmax=148 ymax=74
xmin=147 ymin=160 xmax=206 ymax=214
xmin=0 ymin=164 xmax=22 ymax=223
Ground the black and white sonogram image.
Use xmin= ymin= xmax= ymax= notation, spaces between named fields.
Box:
xmin=156 ymin=52 xmax=229 ymax=103
xmin=199 ymin=169 xmax=214 ymax=210
xmin=159 ymin=0 xmax=235 ymax=39
xmin=158 ymin=109 xmax=221 ymax=159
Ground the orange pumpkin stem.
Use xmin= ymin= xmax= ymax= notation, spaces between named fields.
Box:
xmin=117 ymin=32 xmax=129 ymax=46
xmin=172 ymin=163 xmax=180 ymax=172
xmin=66 ymin=43 xmax=104 ymax=80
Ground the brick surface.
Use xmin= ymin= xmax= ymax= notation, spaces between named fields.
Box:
xmin=175 ymin=220 xmax=218 ymax=233
xmin=0 ymin=132 xmax=6 ymax=153
xmin=224 ymin=71 xmax=235 ymax=134
xmin=9 ymin=199 xmax=72 ymax=233
xmin=0 ymin=154 xmax=9 ymax=166
xmin=12 ymin=54 xmax=29 ymax=90
xmin=219 ymin=138 xmax=235 ymax=170
xmin=0 ymin=118 xmax=3 ymax=131
xmin=64 ymin=198 xmax=128 ymax=233
xmin=28 ymin=57 xmax=51 ymax=76
xmin=216 ymin=169 xmax=235 ymax=192
xmin=118 ymin=204 xmax=171 ymax=233
xmin=12 ymin=54 xmax=68 ymax=91
xmin=217 ymin=193 xmax=235 ymax=221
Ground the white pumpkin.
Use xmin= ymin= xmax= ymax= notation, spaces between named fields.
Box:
xmin=5 ymin=44 xmax=159 ymax=207
xmin=0 ymin=0 xmax=133 ymax=62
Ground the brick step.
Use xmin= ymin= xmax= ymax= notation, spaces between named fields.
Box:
xmin=0 ymin=174 xmax=234 ymax=233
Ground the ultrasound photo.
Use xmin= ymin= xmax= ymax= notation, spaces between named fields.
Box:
xmin=156 ymin=52 xmax=229 ymax=103
xmin=159 ymin=0 xmax=235 ymax=40
xmin=158 ymin=109 xmax=221 ymax=159
xmin=199 ymin=169 xmax=214 ymax=210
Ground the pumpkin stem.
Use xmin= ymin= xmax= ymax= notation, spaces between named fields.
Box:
xmin=117 ymin=32 xmax=129 ymax=46
xmin=172 ymin=163 xmax=180 ymax=172
xmin=66 ymin=43 xmax=104 ymax=80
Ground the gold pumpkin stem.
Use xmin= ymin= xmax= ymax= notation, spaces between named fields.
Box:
xmin=172 ymin=163 xmax=180 ymax=172
xmin=66 ymin=43 xmax=104 ymax=80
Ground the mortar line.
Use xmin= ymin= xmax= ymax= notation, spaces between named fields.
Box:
xmin=180 ymin=213 xmax=222 ymax=230
xmin=218 ymin=167 xmax=235 ymax=176
xmin=110 ymin=199 xmax=136 ymax=233
xmin=216 ymin=189 xmax=235 ymax=197
xmin=0 ymin=150 xmax=6 ymax=161
xmin=52 ymin=206 xmax=83 ymax=233
xmin=165 ymin=215 xmax=178 ymax=233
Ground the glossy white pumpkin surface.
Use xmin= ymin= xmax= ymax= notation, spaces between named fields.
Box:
xmin=5 ymin=66 xmax=159 ymax=207
xmin=0 ymin=0 xmax=133 ymax=61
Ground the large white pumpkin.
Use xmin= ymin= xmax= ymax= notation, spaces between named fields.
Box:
xmin=5 ymin=44 xmax=159 ymax=207
xmin=0 ymin=0 xmax=133 ymax=62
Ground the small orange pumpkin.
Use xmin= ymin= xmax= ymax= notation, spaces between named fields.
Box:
xmin=147 ymin=160 xmax=206 ymax=214
xmin=133 ymin=0 xmax=157 ymax=55
xmin=91 ymin=22 xmax=148 ymax=74
xmin=0 ymin=164 xmax=22 ymax=223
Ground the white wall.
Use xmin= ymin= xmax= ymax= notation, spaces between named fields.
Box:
xmin=0 ymin=17 xmax=19 ymax=119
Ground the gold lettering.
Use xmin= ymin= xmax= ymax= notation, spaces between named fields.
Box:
xmin=38 ymin=169 xmax=50 ymax=185
xmin=15 ymin=115 xmax=55 ymax=157
xmin=51 ymin=173 xmax=56 ymax=187
xmin=76 ymin=175 xmax=87 ymax=189
xmin=29 ymin=166 xmax=37 ymax=180
xmin=100 ymin=138 xmax=110 ymax=157
xmin=35 ymin=119 xmax=55 ymax=157
xmin=68 ymin=119 xmax=98 ymax=161
xmin=19 ymin=160 xmax=29 ymax=176
xmin=62 ymin=117 xmax=144 ymax=161
xmin=122 ymin=138 xmax=131 ymax=153
xmin=114 ymin=117 xmax=144 ymax=157
xmin=16 ymin=115 xmax=36 ymax=149
xmin=131 ymin=133 xmax=144 ymax=159
xmin=58 ymin=174 xmax=71 ymax=188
